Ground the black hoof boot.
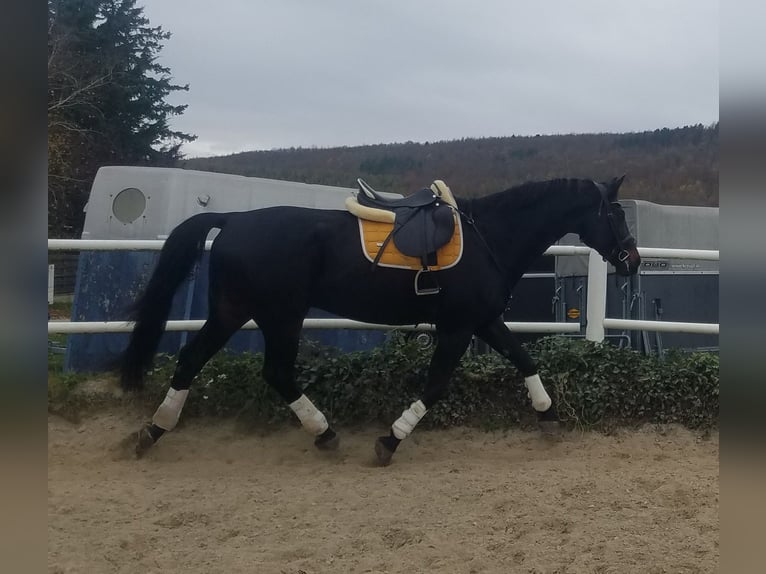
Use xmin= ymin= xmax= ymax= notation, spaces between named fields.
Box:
xmin=537 ymin=406 xmax=563 ymax=438
xmin=374 ymin=432 xmax=401 ymax=466
xmin=135 ymin=423 xmax=165 ymax=458
xmin=314 ymin=428 xmax=340 ymax=450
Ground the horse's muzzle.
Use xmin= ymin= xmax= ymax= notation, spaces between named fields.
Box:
xmin=611 ymin=245 xmax=641 ymax=276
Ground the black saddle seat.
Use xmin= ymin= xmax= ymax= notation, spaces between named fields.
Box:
xmin=356 ymin=179 xmax=440 ymax=209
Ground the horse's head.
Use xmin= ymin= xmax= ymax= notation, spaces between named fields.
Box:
xmin=577 ymin=176 xmax=641 ymax=276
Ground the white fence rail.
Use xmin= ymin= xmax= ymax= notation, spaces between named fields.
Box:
xmin=47 ymin=239 xmax=720 ymax=261
xmin=47 ymin=239 xmax=719 ymax=340
xmin=48 ymin=318 xmax=582 ymax=335
xmin=601 ymin=318 xmax=718 ymax=335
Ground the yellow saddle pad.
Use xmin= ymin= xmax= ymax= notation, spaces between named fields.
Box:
xmin=357 ymin=213 xmax=463 ymax=271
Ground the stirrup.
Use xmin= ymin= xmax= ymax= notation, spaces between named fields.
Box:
xmin=414 ymin=269 xmax=440 ymax=296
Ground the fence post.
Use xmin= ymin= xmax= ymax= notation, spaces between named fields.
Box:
xmin=48 ymin=264 xmax=55 ymax=304
xmin=585 ymin=250 xmax=607 ymax=342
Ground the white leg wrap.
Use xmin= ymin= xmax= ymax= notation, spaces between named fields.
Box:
xmin=152 ymin=388 xmax=189 ymax=431
xmin=392 ymin=400 xmax=427 ymax=440
xmin=289 ymin=395 xmax=329 ymax=436
xmin=525 ymin=374 xmax=552 ymax=412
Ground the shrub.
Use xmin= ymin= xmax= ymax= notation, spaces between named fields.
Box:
xmin=132 ymin=334 xmax=718 ymax=431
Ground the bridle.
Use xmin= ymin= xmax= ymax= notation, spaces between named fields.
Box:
xmin=593 ymin=181 xmax=636 ymax=272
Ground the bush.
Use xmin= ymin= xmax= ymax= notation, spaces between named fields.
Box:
xmin=532 ymin=337 xmax=719 ymax=429
xmin=133 ymin=334 xmax=718 ymax=431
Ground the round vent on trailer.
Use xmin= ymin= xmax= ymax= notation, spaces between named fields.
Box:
xmin=112 ymin=187 xmax=146 ymax=223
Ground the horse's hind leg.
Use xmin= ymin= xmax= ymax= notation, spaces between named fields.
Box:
xmin=132 ymin=310 xmax=246 ymax=457
xmin=475 ymin=316 xmax=562 ymax=434
xmin=260 ymin=320 xmax=339 ymax=450
xmin=375 ymin=327 xmax=474 ymax=466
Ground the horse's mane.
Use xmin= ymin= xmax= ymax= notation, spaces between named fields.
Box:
xmin=459 ymin=178 xmax=585 ymax=213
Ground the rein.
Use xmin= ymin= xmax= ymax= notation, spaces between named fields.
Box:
xmin=457 ymin=201 xmax=507 ymax=279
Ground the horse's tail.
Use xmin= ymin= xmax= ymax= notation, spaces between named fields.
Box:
xmin=120 ymin=212 xmax=229 ymax=391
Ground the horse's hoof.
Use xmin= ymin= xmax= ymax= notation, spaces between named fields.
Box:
xmin=135 ymin=425 xmax=157 ymax=458
xmin=314 ymin=428 xmax=340 ymax=451
xmin=539 ymin=420 xmax=564 ymax=439
xmin=537 ymin=406 xmax=562 ymax=439
xmin=374 ymin=438 xmax=395 ymax=466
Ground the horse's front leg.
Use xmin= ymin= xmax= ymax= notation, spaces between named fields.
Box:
xmin=375 ymin=327 xmax=474 ymax=466
xmin=475 ymin=316 xmax=562 ymax=433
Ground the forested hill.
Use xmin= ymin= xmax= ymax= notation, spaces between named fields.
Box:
xmin=181 ymin=124 xmax=718 ymax=207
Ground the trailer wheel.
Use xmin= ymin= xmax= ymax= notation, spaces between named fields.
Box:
xmin=408 ymin=331 xmax=437 ymax=350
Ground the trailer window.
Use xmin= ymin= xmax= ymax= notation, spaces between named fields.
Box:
xmin=112 ymin=188 xmax=146 ymax=224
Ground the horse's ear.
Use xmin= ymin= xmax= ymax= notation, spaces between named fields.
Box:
xmin=609 ymin=174 xmax=626 ymax=199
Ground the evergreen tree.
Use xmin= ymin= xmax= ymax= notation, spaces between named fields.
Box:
xmin=48 ymin=0 xmax=195 ymax=236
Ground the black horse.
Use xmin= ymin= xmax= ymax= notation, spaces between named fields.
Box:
xmin=120 ymin=176 xmax=640 ymax=464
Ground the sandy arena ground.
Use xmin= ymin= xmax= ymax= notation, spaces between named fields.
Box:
xmin=48 ymin=411 xmax=718 ymax=574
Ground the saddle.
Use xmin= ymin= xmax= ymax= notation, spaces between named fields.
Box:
xmin=346 ymin=179 xmax=462 ymax=295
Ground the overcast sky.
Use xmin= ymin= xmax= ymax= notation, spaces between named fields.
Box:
xmin=141 ymin=0 xmax=719 ymax=158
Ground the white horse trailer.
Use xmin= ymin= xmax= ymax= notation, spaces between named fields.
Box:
xmin=67 ymin=166 xmax=388 ymax=371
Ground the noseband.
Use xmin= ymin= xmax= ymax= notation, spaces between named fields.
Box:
xmin=593 ymin=182 xmax=636 ymax=271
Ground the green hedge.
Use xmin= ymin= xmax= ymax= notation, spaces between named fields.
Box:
xmin=129 ymin=334 xmax=717 ymax=431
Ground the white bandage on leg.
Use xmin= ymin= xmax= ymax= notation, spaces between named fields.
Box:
xmin=391 ymin=400 xmax=427 ymax=440
xmin=524 ymin=374 xmax=552 ymax=412
xmin=152 ymin=388 xmax=190 ymax=431
xmin=289 ymin=395 xmax=329 ymax=436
